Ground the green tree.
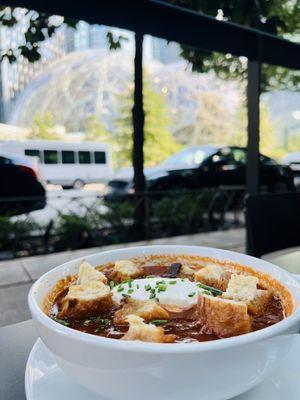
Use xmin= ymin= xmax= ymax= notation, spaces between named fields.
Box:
xmin=166 ymin=0 xmax=300 ymax=91
xmin=84 ymin=115 xmax=111 ymax=142
xmin=181 ymin=91 xmax=235 ymax=145
xmin=231 ymin=101 xmax=284 ymax=160
xmin=29 ymin=112 xmax=62 ymax=140
xmin=115 ymin=81 xmax=181 ymax=167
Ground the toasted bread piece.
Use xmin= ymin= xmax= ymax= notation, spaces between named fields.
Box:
xmin=111 ymin=260 xmax=143 ymax=282
xmin=222 ymin=274 xmax=272 ymax=315
xmin=113 ymin=298 xmax=169 ymax=324
xmin=122 ymin=315 xmax=174 ymax=343
xmin=197 ymin=293 xmax=252 ymax=337
xmin=180 ymin=264 xmax=196 ymax=279
xmin=78 ymin=260 xmax=107 ymax=285
xmin=59 ymin=281 xmax=112 ymax=319
xmin=194 ymin=264 xmax=230 ymax=291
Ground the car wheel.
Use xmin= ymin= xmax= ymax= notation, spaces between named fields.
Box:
xmin=73 ymin=179 xmax=85 ymax=190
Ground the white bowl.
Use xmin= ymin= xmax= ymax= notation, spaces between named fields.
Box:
xmin=28 ymin=245 xmax=300 ymax=400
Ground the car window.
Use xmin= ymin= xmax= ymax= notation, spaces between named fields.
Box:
xmin=25 ymin=149 xmax=41 ymax=160
xmin=260 ymin=155 xmax=277 ymax=165
xmin=94 ymin=151 xmax=106 ymax=164
xmin=231 ymin=148 xmax=247 ymax=165
xmin=62 ymin=151 xmax=75 ymax=164
xmin=44 ymin=150 xmax=58 ymax=164
xmin=163 ymin=148 xmax=211 ymax=168
xmin=215 ymin=148 xmax=235 ymax=165
xmin=78 ymin=151 xmax=91 ymax=164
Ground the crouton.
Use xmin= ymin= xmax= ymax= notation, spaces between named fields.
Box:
xmin=194 ymin=264 xmax=230 ymax=291
xmin=59 ymin=281 xmax=112 ymax=319
xmin=113 ymin=298 xmax=169 ymax=324
xmin=180 ymin=264 xmax=196 ymax=279
xmin=122 ymin=315 xmax=175 ymax=343
xmin=111 ymin=260 xmax=142 ymax=282
xmin=197 ymin=293 xmax=252 ymax=338
xmin=222 ymin=274 xmax=272 ymax=315
xmin=78 ymin=260 xmax=107 ymax=285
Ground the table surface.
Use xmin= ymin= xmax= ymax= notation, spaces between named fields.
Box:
xmin=263 ymin=246 xmax=300 ymax=274
xmin=0 ymin=320 xmax=37 ymax=400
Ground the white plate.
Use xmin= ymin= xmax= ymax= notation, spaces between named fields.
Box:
xmin=25 ymin=337 xmax=300 ymax=400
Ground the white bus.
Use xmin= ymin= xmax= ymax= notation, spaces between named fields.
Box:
xmin=0 ymin=140 xmax=112 ymax=188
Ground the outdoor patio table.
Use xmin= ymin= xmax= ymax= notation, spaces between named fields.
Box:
xmin=0 ymin=320 xmax=37 ymax=400
xmin=263 ymin=246 xmax=300 ymax=274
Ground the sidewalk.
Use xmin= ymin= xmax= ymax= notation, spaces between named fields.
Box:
xmin=0 ymin=228 xmax=245 ymax=327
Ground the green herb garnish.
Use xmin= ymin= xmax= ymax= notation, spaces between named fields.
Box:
xmin=188 ymin=292 xmax=196 ymax=297
xmin=117 ymin=286 xmax=124 ymax=292
xmin=128 ymin=289 xmax=134 ymax=294
xmin=169 ymin=280 xmax=177 ymax=285
xmin=196 ymin=282 xmax=223 ymax=296
xmin=145 ymin=284 xmax=151 ymax=291
xmin=157 ymin=284 xmax=167 ymax=292
xmin=122 ymin=293 xmax=130 ymax=298
xmin=149 ymin=293 xmax=156 ymax=300
xmin=150 ymin=319 xmax=168 ymax=325
xmin=83 ymin=319 xmax=91 ymax=326
xmin=52 ymin=317 xmax=70 ymax=327
xmin=109 ymin=281 xmax=115 ymax=289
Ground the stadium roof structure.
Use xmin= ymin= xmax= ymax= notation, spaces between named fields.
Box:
xmin=2 ymin=0 xmax=300 ymax=220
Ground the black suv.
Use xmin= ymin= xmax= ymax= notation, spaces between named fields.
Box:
xmin=106 ymin=145 xmax=295 ymax=195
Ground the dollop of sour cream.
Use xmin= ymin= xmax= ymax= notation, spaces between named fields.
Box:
xmin=112 ymin=277 xmax=206 ymax=308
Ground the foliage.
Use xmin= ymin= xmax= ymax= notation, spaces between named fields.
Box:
xmin=230 ymin=101 xmax=284 ymax=160
xmin=287 ymin=132 xmax=300 ymax=153
xmin=29 ymin=112 xmax=62 ymax=140
xmin=0 ymin=7 xmax=126 ymax=64
xmin=84 ymin=115 xmax=111 ymax=142
xmin=179 ymin=91 xmax=235 ymax=145
xmin=115 ymin=80 xmax=181 ymax=167
xmin=165 ymin=0 xmax=300 ymax=91
xmin=55 ymin=212 xmax=95 ymax=250
xmin=0 ymin=216 xmax=40 ymax=252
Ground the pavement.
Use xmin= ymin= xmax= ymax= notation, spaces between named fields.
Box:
xmin=0 ymin=228 xmax=245 ymax=327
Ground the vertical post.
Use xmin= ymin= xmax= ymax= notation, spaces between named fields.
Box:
xmin=132 ymin=32 xmax=146 ymax=238
xmin=246 ymin=59 xmax=261 ymax=195
xmin=246 ymin=59 xmax=261 ymax=254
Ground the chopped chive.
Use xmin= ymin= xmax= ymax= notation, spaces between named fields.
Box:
xmin=169 ymin=280 xmax=177 ymax=285
xmin=156 ymin=280 xmax=166 ymax=285
xmin=157 ymin=284 xmax=167 ymax=292
xmin=83 ymin=319 xmax=91 ymax=326
xmin=203 ymin=290 xmax=212 ymax=296
xmin=136 ymin=284 xmax=140 ymax=289
xmin=145 ymin=284 xmax=151 ymax=291
xmin=150 ymin=288 xmax=156 ymax=294
xmin=196 ymin=282 xmax=223 ymax=296
xmin=146 ymin=275 xmax=155 ymax=278
xmin=53 ymin=317 xmax=70 ymax=327
xmin=94 ymin=328 xmax=100 ymax=333
xmin=128 ymin=289 xmax=134 ymax=294
xmin=117 ymin=286 xmax=124 ymax=292
xmin=109 ymin=281 xmax=115 ymax=289
xmin=188 ymin=292 xmax=196 ymax=298
xmin=150 ymin=319 xmax=168 ymax=325
xmin=122 ymin=293 xmax=130 ymax=298
xmin=149 ymin=293 xmax=156 ymax=299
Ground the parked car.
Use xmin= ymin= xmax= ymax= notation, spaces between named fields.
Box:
xmin=106 ymin=145 xmax=295 ymax=197
xmin=0 ymin=152 xmax=46 ymax=216
xmin=283 ymin=152 xmax=300 ymax=177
